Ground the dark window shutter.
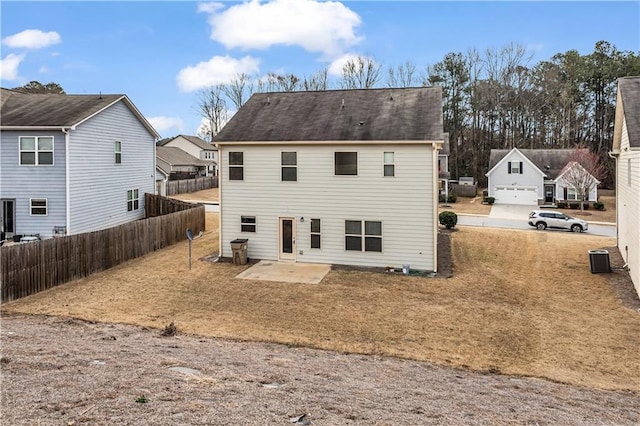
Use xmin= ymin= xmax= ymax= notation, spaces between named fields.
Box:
xmin=508 ymin=162 xmax=512 ymax=174
xmin=564 ymin=187 xmax=568 ymax=200
xmin=519 ymin=162 xmax=523 ymax=174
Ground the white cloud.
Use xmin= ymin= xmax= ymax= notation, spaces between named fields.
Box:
xmin=197 ymin=2 xmax=223 ymax=14
xmin=0 ymin=53 xmax=25 ymax=81
xmin=148 ymin=116 xmax=184 ymax=133
xmin=200 ymin=0 xmax=362 ymax=58
xmin=327 ymin=52 xmax=359 ymax=76
xmin=2 ymin=29 xmax=62 ymax=49
xmin=39 ymin=65 xmax=51 ymax=74
xmin=176 ymin=55 xmax=260 ymax=92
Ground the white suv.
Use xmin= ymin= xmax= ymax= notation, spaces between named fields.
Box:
xmin=528 ymin=210 xmax=588 ymax=232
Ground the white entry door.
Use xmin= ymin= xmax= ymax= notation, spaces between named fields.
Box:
xmin=279 ymin=217 xmax=296 ymax=261
xmin=494 ymin=186 xmax=538 ymax=205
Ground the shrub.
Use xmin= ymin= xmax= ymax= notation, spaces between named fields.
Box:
xmin=593 ymin=201 xmax=605 ymax=211
xmin=483 ymin=196 xmax=495 ymax=205
xmin=439 ymin=194 xmax=446 ymax=203
xmin=569 ymin=202 xmax=579 ymax=209
xmin=447 ymin=193 xmax=457 ymax=203
xmin=439 ymin=211 xmax=458 ymax=229
xmin=556 ymin=201 xmax=567 ymax=209
xmin=582 ymin=202 xmax=590 ymax=210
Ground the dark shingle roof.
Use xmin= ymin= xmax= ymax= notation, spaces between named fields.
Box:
xmin=489 ymin=149 xmax=588 ymax=179
xmin=156 ymin=146 xmax=208 ymax=166
xmin=0 ymin=88 xmax=159 ymax=137
xmin=213 ymin=87 xmax=443 ymax=143
xmin=182 ymin=135 xmax=217 ymax=150
xmin=619 ymin=77 xmax=640 ymax=147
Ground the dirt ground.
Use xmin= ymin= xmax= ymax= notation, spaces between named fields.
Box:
xmin=2 ymin=313 xmax=639 ymax=425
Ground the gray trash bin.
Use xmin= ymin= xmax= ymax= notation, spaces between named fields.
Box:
xmin=588 ymin=249 xmax=610 ymax=273
xmin=231 ymin=239 xmax=248 ymax=265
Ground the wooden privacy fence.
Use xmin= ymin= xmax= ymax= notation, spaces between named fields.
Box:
xmin=0 ymin=194 xmax=205 ymax=303
xmin=451 ymin=183 xmax=478 ymax=197
xmin=166 ymin=175 xmax=218 ymax=196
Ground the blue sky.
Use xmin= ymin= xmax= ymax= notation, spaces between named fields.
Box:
xmin=1 ymin=1 xmax=639 ymax=138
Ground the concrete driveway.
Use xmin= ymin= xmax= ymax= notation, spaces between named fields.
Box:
xmin=488 ymin=204 xmax=535 ymax=220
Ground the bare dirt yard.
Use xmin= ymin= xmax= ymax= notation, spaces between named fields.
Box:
xmin=2 ymin=212 xmax=639 ymax=424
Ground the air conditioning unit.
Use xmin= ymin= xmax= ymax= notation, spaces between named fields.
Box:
xmin=588 ymin=250 xmax=610 ymax=273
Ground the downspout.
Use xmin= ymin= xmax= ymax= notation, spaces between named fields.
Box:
xmin=62 ymin=127 xmax=73 ymax=235
xmin=608 ymin=150 xmax=619 ymax=247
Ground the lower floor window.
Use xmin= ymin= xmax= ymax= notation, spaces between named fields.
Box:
xmin=566 ymin=187 xmax=579 ymax=201
xmin=345 ymin=220 xmax=382 ymax=252
xmin=310 ymin=218 xmax=321 ymax=249
xmin=241 ymin=216 xmax=256 ymax=232
xmin=30 ymin=198 xmax=47 ymax=216
xmin=127 ymin=189 xmax=139 ymax=211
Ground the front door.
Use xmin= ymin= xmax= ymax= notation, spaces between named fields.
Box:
xmin=1 ymin=199 xmax=16 ymax=238
xmin=544 ymin=184 xmax=555 ymax=203
xmin=279 ymin=217 xmax=296 ymax=261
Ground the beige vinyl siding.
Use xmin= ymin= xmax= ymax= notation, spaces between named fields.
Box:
xmin=68 ymin=100 xmax=156 ymax=234
xmin=220 ymin=143 xmax=437 ymax=271
xmin=617 ymin=117 xmax=640 ymax=295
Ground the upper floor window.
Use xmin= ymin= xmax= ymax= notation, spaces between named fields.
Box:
xmin=229 ymin=152 xmax=244 ymax=180
xmin=115 ymin=141 xmax=122 ymax=164
xmin=508 ymin=161 xmax=522 ymax=174
xmin=127 ymin=189 xmax=139 ymax=211
xmin=20 ymin=136 xmax=54 ymax=165
xmin=384 ymin=152 xmax=395 ymax=177
xmin=30 ymin=198 xmax=47 ymax=216
xmin=281 ymin=152 xmax=297 ymax=181
xmin=335 ymin=152 xmax=357 ymax=175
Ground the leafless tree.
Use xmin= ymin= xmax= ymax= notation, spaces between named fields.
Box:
xmin=387 ymin=60 xmax=418 ymax=88
xmin=223 ymin=73 xmax=254 ymax=110
xmin=561 ymin=147 xmax=606 ymax=210
xmin=302 ymin=67 xmax=329 ymax=91
xmin=196 ymin=85 xmax=228 ymax=141
xmin=339 ymin=55 xmax=382 ymax=89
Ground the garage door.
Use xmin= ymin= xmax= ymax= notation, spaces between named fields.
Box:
xmin=494 ymin=186 xmax=538 ymax=205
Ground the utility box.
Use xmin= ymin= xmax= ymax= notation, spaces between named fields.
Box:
xmin=588 ymin=249 xmax=610 ymax=273
xmin=231 ymin=239 xmax=248 ymax=265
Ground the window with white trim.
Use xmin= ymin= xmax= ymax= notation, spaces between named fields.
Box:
xmin=384 ymin=152 xmax=395 ymax=176
xmin=127 ymin=189 xmax=139 ymax=211
xmin=30 ymin=198 xmax=47 ymax=216
xmin=281 ymin=152 xmax=297 ymax=181
xmin=508 ymin=161 xmax=522 ymax=174
xmin=241 ymin=216 xmax=256 ymax=232
xmin=335 ymin=152 xmax=357 ymax=175
xmin=115 ymin=141 xmax=122 ymax=164
xmin=229 ymin=152 xmax=244 ymax=180
xmin=20 ymin=136 xmax=54 ymax=165
xmin=567 ymin=187 xmax=579 ymax=201
xmin=310 ymin=218 xmax=321 ymax=249
xmin=345 ymin=220 xmax=382 ymax=252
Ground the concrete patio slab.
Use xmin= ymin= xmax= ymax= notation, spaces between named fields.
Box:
xmin=236 ymin=260 xmax=331 ymax=284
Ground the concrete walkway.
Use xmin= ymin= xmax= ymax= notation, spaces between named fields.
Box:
xmin=236 ymin=260 xmax=331 ymax=284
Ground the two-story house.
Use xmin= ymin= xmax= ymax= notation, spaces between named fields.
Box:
xmin=611 ymin=76 xmax=640 ymax=297
xmin=213 ymin=87 xmax=444 ymax=272
xmin=0 ymin=88 xmax=159 ymax=240
xmin=157 ymin=135 xmax=217 ymax=176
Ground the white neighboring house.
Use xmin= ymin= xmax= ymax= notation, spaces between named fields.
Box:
xmin=438 ymin=133 xmax=451 ymax=199
xmin=611 ymin=76 xmax=640 ymax=297
xmin=157 ymin=135 xmax=217 ymax=176
xmin=213 ymin=87 xmax=444 ymax=271
xmin=0 ymin=88 xmax=159 ymax=240
xmin=486 ymin=148 xmax=598 ymax=205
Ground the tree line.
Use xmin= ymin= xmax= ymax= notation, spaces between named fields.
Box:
xmin=198 ymin=41 xmax=639 ymax=187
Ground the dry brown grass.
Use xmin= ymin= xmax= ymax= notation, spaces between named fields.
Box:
xmin=3 ymin=213 xmax=639 ymax=391
xmin=170 ymin=188 xmax=218 ymax=202
xmin=439 ymin=196 xmax=492 ymax=215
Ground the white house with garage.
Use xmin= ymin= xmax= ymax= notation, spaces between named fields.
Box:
xmin=611 ymin=76 xmax=640 ymax=297
xmin=0 ymin=88 xmax=159 ymax=240
xmin=213 ymin=87 xmax=444 ymax=272
xmin=486 ymin=148 xmax=598 ymax=205
xmin=157 ymin=134 xmax=217 ymax=176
